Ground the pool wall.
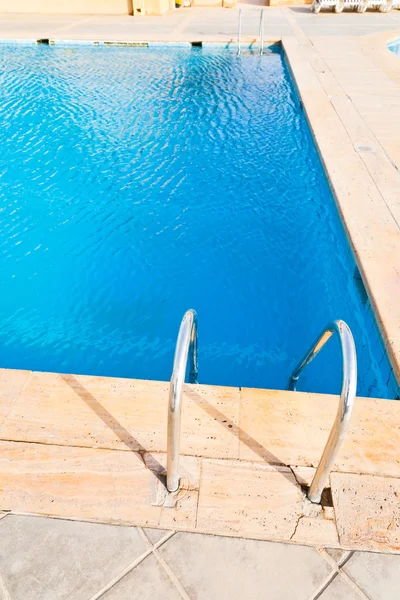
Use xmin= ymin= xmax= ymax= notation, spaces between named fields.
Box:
xmin=283 ymin=35 xmax=400 ymax=391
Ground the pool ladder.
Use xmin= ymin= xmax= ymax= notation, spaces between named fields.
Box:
xmin=166 ymin=312 xmax=357 ymax=504
xmin=166 ymin=309 xmax=198 ymax=493
xmin=287 ymin=320 xmax=357 ymax=503
xmin=237 ymin=8 xmax=265 ymax=56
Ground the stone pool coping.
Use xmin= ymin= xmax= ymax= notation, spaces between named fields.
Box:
xmin=282 ymin=30 xmax=400 ymax=387
xmin=0 ymin=25 xmax=399 ymax=384
xmin=1 ymin=369 xmax=400 ymax=552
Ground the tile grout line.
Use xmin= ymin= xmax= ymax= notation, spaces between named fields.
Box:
xmin=312 ymin=547 xmax=345 ymax=599
xmin=310 ymin=45 xmax=400 ymax=230
xmin=138 ymin=527 xmax=177 ymax=550
xmin=153 ymin=530 xmax=177 ymax=549
xmin=86 ymin=547 xmax=153 ymax=600
xmin=337 ymin=570 xmax=372 ymax=600
xmin=87 ymin=528 xmax=178 ymax=600
xmin=308 ymin=550 xmax=344 ymax=600
xmin=338 ymin=551 xmax=354 ymax=568
xmin=309 ymin=34 xmax=397 ymax=176
xmin=317 ymin=549 xmax=372 ymax=600
xmin=194 ymin=458 xmax=202 ymax=529
xmin=316 ymin=548 xmax=340 ymax=569
xmin=307 ymin=569 xmax=338 ymax=600
xmin=152 ymin=546 xmax=191 ymax=600
xmin=139 ymin=526 xmax=190 ymax=598
xmin=317 ymin=548 xmax=353 ymax=570
xmin=289 ymin=28 xmax=400 ymax=230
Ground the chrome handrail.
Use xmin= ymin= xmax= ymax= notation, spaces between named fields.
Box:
xmin=166 ymin=309 xmax=198 ymax=493
xmin=288 ymin=320 xmax=357 ymax=503
xmin=259 ymin=9 xmax=264 ymax=56
xmin=237 ymin=8 xmax=242 ymax=56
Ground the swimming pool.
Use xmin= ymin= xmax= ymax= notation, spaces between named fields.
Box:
xmin=0 ymin=44 xmax=397 ymax=398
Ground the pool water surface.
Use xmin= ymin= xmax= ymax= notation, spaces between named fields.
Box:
xmin=0 ymin=44 xmax=397 ymax=398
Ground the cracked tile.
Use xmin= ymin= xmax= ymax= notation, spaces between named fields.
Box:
xmin=196 ymin=459 xmax=303 ymax=541
xmin=291 ymin=516 xmax=339 ymax=547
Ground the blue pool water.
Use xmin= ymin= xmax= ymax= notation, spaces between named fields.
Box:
xmin=0 ymin=44 xmax=397 ymax=398
xmin=388 ymin=38 xmax=400 ymax=56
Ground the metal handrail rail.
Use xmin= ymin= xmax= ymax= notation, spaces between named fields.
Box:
xmin=166 ymin=309 xmax=198 ymax=493
xmin=288 ymin=320 xmax=357 ymax=503
xmin=259 ymin=9 xmax=264 ymax=56
xmin=237 ymin=8 xmax=242 ymax=56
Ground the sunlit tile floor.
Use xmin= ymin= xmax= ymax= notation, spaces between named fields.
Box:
xmin=0 ymin=514 xmax=399 ymax=600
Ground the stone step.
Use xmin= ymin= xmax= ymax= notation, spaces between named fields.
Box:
xmin=0 ymin=368 xmax=399 ymax=553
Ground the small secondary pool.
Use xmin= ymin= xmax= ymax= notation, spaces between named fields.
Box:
xmin=388 ymin=38 xmax=400 ymax=56
xmin=0 ymin=44 xmax=398 ymax=398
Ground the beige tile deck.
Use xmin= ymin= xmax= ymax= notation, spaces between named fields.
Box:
xmin=0 ymin=439 xmax=308 ymax=544
xmin=0 ymin=369 xmax=30 ymax=428
xmin=290 ymin=516 xmax=339 ymax=548
xmin=239 ymin=387 xmax=400 ymax=477
xmin=2 ymin=433 xmax=400 ymax=552
xmin=0 ymin=370 xmax=240 ymax=458
xmin=196 ymin=459 xmax=303 ymax=541
xmin=292 ymin=33 xmax=400 ymax=372
xmin=1 ymin=369 xmax=400 ymax=477
xmin=282 ymin=32 xmax=400 ymax=382
xmin=0 ymin=440 xmax=200 ymax=529
xmin=1 ymin=368 xmax=400 ymax=551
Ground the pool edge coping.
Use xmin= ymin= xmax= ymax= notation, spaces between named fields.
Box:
xmin=282 ymin=32 xmax=400 ymax=387
xmin=0 ymin=36 xmax=282 ymax=45
xmin=1 ymin=366 xmax=400 ymax=551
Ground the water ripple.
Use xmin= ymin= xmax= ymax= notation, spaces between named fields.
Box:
xmin=0 ymin=45 xmax=395 ymax=398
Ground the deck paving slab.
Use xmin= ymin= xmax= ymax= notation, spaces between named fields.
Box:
xmin=158 ymin=531 xmax=332 ymax=600
xmin=331 ymin=472 xmax=400 ymax=553
xmin=343 ymin=551 xmax=400 ymax=600
xmin=1 ymin=513 xmax=399 ymax=599
xmin=0 ymin=515 xmax=149 ymax=600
